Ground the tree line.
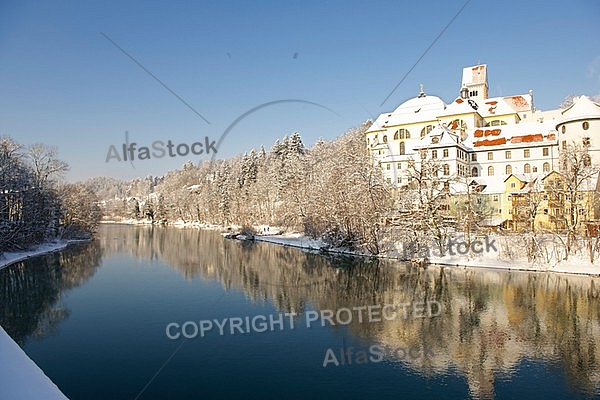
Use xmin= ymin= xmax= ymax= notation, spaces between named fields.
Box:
xmin=0 ymin=137 xmax=101 ymax=254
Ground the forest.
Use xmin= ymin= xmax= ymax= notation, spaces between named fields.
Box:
xmin=0 ymin=138 xmax=101 ymax=253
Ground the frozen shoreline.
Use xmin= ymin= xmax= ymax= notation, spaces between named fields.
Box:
xmin=0 ymin=326 xmax=68 ymax=399
xmin=101 ymin=219 xmax=600 ymax=277
xmin=0 ymin=240 xmax=88 ymax=271
xmin=0 ymin=239 xmax=90 ymax=399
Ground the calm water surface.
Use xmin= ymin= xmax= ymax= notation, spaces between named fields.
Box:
xmin=1 ymin=224 xmax=599 ymax=399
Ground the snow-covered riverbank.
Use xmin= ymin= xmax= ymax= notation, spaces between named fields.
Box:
xmin=252 ymin=232 xmax=600 ymax=276
xmin=0 ymin=240 xmax=91 ymax=399
xmin=0 ymin=240 xmax=88 ymax=271
xmin=101 ymin=220 xmax=600 ymax=276
xmin=0 ymin=326 xmax=68 ymax=399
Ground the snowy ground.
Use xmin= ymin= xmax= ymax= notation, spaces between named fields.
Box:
xmin=0 ymin=325 xmax=68 ymax=399
xmin=0 ymin=240 xmax=88 ymax=271
xmin=252 ymin=230 xmax=600 ymax=276
xmin=102 ymin=219 xmax=600 ymax=276
xmin=0 ymin=240 xmax=89 ymax=399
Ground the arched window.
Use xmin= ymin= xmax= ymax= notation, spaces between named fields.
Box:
xmin=394 ymin=129 xmax=410 ymax=140
xmin=383 ymin=135 xmax=388 ymax=143
xmin=524 ymin=163 xmax=531 ymax=173
xmin=506 ymin=165 xmax=512 ymax=175
xmin=420 ymin=125 xmax=434 ymax=138
xmin=443 ymin=164 xmax=450 ymax=175
xmin=543 ymin=162 xmax=550 ymax=172
xmin=472 ymin=167 xmax=478 ymax=177
xmin=399 ymin=142 xmax=405 ymax=155
xmin=488 ymin=166 xmax=494 ymax=176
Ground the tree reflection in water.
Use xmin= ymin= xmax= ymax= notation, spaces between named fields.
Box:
xmin=3 ymin=224 xmax=600 ymax=399
xmin=0 ymin=241 xmax=102 ymax=346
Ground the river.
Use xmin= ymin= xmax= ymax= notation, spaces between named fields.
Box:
xmin=0 ymin=224 xmax=599 ymax=399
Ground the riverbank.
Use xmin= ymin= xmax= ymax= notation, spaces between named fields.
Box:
xmin=0 ymin=239 xmax=89 ymax=271
xmin=0 ymin=239 xmax=90 ymax=399
xmin=100 ymin=220 xmax=600 ymax=277
xmin=0 ymin=326 xmax=68 ymax=399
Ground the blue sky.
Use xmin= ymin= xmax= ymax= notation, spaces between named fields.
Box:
xmin=1 ymin=0 xmax=599 ymax=181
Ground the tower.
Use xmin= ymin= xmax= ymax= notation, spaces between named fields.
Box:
xmin=460 ymin=64 xmax=488 ymax=100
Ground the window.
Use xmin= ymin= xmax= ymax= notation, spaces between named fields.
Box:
xmin=443 ymin=182 xmax=450 ymax=190
xmin=543 ymin=147 xmax=549 ymax=156
xmin=488 ymin=120 xmax=508 ymax=126
xmin=472 ymin=167 xmax=478 ymax=177
xmin=506 ymin=165 xmax=512 ymax=174
xmin=499 ymin=209 xmax=502 ymax=214
xmin=543 ymin=209 xmax=548 ymax=215
xmin=488 ymin=152 xmax=493 ymax=160
xmin=583 ymin=137 xmax=590 ymax=146
xmin=471 ymin=153 xmax=477 ymax=161
xmin=383 ymin=135 xmax=388 ymax=143
xmin=397 ymin=163 xmax=401 ymax=169
xmin=562 ymin=126 xmax=566 ymax=134
xmin=443 ymin=164 xmax=450 ymax=175
xmin=488 ymin=166 xmax=494 ymax=176
xmin=432 ymin=150 xmax=438 ymax=159
xmin=562 ymin=141 xmax=567 ymax=150
xmin=505 ymin=150 xmax=511 ymax=159
xmin=386 ymin=164 xmax=390 ymax=170
xmin=524 ymin=164 xmax=531 ymax=173
xmin=524 ymin=149 xmax=530 ymax=158
xmin=507 ymin=195 xmax=512 ymax=201
xmin=583 ymin=121 xmax=590 ymax=130
xmin=420 ymin=125 xmax=434 ymax=138
xmin=510 ymin=182 xmax=516 ymax=188
xmin=399 ymin=142 xmax=405 ymax=155
xmin=443 ymin=149 xmax=449 ymax=157
xmin=387 ymin=177 xmax=392 ymax=183
xmin=394 ymin=129 xmax=410 ymax=140
xmin=493 ymin=195 xmax=499 ymax=202
xmin=397 ymin=177 xmax=401 ymax=184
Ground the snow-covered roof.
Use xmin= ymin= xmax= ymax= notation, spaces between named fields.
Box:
xmin=468 ymin=120 xmax=557 ymax=150
xmin=413 ymin=123 xmax=469 ymax=150
xmin=558 ymin=95 xmax=600 ymax=126
xmin=468 ymin=175 xmax=506 ymax=194
xmin=366 ymin=92 xmax=446 ymax=133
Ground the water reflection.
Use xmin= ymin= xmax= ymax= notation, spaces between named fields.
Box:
xmin=0 ymin=241 xmax=102 ymax=345
xmin=2 ymin=225 xmax=599 ymax=399
xmin=99 ymin=225 xmax=600 ymax=398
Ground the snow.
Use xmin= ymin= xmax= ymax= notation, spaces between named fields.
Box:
xmin=254 ymin=231 xmax=326 ymax=251
xmin=0 ymin=240 xmax=86 ymax=271
xmin=253 ymin=231 xmax=600 ymax=276
xmin=0 ymin=325 xmax=68 ymax=399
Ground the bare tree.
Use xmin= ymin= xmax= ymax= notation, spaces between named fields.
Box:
xmin=27 ymin=143 xmax=69 ymax=188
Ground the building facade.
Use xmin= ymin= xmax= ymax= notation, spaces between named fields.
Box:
xmin=367 ymin=65 xmax=600 ymax=230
